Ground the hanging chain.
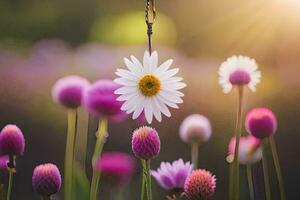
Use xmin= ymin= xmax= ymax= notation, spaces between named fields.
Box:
xmin=145 ymin=0 xmax=156 ymax=54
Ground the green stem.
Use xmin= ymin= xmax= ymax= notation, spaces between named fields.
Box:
xmin=246 ymin=165 xmax=254 ymax=200
xmin=269 ymin=137 xmax=286 ymax=200
xmin=142 ymin=160 xmax=152 ymax=200
xmin=146 ymin=160 xmax=152 ymax=200
xmin=232 ymin=86 xmax=244 ymax=200
xmin=64 ymin=109 xmax=77 ymax=200
xmin=262 ymin=140 xmax=271 ymax=200
xmin=6 ymin=171 xmax=13 ymax=200
xmin=89 ymin=118 xmax=108 ymax=200
xmin=41 ymin=196 xmax=51 ymax=200
xmin=141 ymin=160 xmax=146 ymax=200
xmin=191 ymin=143 xmax=199 ymax=169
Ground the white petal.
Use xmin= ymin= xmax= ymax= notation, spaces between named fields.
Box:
xmin=132 ymin=99 xmax=145 ymax=120
xmin=160 ymin=91 xmax=183 ymax=104
xmin=114 ymin=86 xmax=137 ymax=95
xmin=143 ymin=51 xmax=151 ymax=73
xmin=154 ymin=59 xmax=173 ymax=75
xmin=144 ymin=99 xmax=153 ymax=124
xmin=115 ymin=69 xmax=138 ymax=80
xmin=163 ymin=82 xmax=187 ymax=90
xmin=149 ymin=51 xmax=158 ymax=72
xmin=124 ymin=58 xmax=142 ymax=75
xmin=114 ymin=78 xmax=137 ymax=86
xmin=130 ymin=55 xmax=143 ymax=69
xmin=151 ymin=97 xmax=162 ymax=122
xmin=160 ymin=68 xmax=179 ymax=80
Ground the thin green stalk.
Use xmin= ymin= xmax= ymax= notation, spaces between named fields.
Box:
xmin=191 ymin=143 xmax=199 ymax=169
xmin=6 ymin=171 xmax=13 ymax=200
xmin=141 ymin=160 xmax=146 ymax=200
xmin=232 ymin=86 xmax=244 ymax=200
xmin=269 ymin=137 xmax=286 ymax=200
xmin=41 ymin=196 xmax=51 ymax=200
xmin=64 ymin=109 xmax=78 ymax=200
xmin=246 ymin=165 xmax=254 ymax=200
xmin=262 ymin=140 xmax=271 ymax=200
xmin=146 ymin=160 xmax=152 ymax=200
xmin=89 ymin=118 xmax=108 ymax=200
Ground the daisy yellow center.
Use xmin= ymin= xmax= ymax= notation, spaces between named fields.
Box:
xmin=138 ymin=74 xmax=161 ymax=97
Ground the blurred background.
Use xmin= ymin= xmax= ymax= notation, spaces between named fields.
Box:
xmin=0 ymin=0 xmax=299 ymax=199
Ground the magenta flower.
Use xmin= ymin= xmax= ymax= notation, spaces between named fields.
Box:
xmin=0 ymin=125 xmax=25 ymax=156
xmin=83 ymin=80 xmax=126 ymax=122
xmin=32 ymin=163 xmax=62 ymax=197
xmin=95 ymin=152 xmax=136 ymax=186
xmin=52 ymin=75 xmax=90 ymax=109
xmin=184 ymin=169 xmax=216 ymax=200
xmin=131 ymin=126 xmax=161 ymax=160
xmin=228 ymin=135 xmax=262 ymax=164
xmin=0 ymin=155 xmax=8 ymax=171
xmin=179 ymin=114 xmax=212 ymax=144
xmin=245 ymin=107 xmax=277 ymax=139
xmin=151 ymin=159 xmax=193 ymax=190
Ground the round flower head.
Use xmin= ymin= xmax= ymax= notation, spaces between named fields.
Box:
xmin=0 ymin=155 xmax=8 ymax=171
xmin=32 ymin=163 xmax=62 ymax=196
xmin=115 ymin=50 xmax=186 ymax=124
xmin=218 ymin=55 xmax=261 ymax=93
xmin=245 ymin=107 xmax=277 ymax=139
xmin=228 ymin=136 xmax=262 ymax=164
xmin=0 ymin=125 xmax=25 ymax=156
xmin=179 ymin=114 xmax=212 ymax=144
xmin=95 ymin=152 xmax=136 ymax=186
xmin=184 ymin=169 xmax=216 ymax=200
xmin=52 ymin=75 xmax=90 ymax=109
xmin=83 ymin=80 xmax=126 ymax=122
xmin=151 ymin=159 xmax=193 ymax=191
xmin=131 ymin=126 xmax=160 ymax=160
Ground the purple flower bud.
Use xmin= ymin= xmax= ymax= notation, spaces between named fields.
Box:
xmin=0 ymin=155 xmax=8 ymax=171
xmin=52 ymin=75 xmax=90 ymax=109
xmin=95 ymin=152 xmax=136 ymax=186
xmin=246 ymin=107 xmax=277 ymax=139
xmin=83 ymin=80 xmax=127 ymax=122
xmin=132 ymin=126 xmax=160 ymax=160
xmin=0 ymin=125 xmax=25 ymax=156
xmin=32 ymin=163 xmax=62 ymax=197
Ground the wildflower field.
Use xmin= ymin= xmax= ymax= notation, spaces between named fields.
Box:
xmin=0 ymin=0 xmax=299 ymax=199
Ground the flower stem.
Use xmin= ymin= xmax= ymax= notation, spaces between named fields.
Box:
xmin=191 ymin=143 xmax=199 ymax=169
xmin=142 ymin=160 xmax=152 ymax=200
xmin=246 ymin=165 xmax=254 ymax=200
xmin=146 ymin=160 xmax=152 ymax=200
xmin=269 ymin=136 xmax=286 ymax=200
xmin=262 ymin=139 xmax=271 ymax=200
xmin=6 ymin=171 xmax=13 ymax=200
xmin=141 ymin=160 xmax=146 ymax=200
xmin=89 ymin=118 xmax=108 ymax=200
xmin=64 ymin=109 xmax=78 ymax=200
xmin=232 ymin=86 xmax=244 ymax=200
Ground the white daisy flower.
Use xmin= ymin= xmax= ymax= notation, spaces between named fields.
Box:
xmin=218 ymin=55 xmax=261 ymax=93
xmin=114 ymin=50 xmax=186 ymax=124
